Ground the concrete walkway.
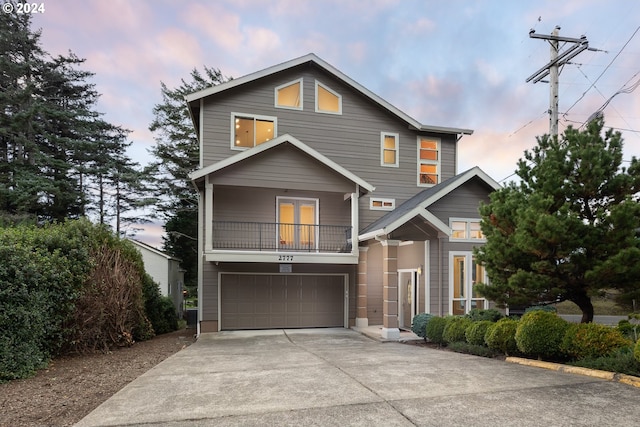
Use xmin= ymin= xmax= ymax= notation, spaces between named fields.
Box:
xmin=75 ymin=328 xmax=640 ymax=427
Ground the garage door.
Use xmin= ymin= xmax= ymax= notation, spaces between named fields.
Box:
xmin=221 ymin=274 xmax=345 ymax=330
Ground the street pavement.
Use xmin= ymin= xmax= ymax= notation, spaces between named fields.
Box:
xmin=75 ymin=328 xmax=640 ymax=427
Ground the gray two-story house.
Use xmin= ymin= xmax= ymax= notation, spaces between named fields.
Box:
xmin=187 ymin=53 xmax=500 ymax=339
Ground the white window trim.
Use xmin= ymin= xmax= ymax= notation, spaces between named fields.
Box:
xmin=276 ymin=196 xmax=320 ymax=251
xmin=417 ymin=136 xmax=440 ymax=187
xmin=448 ymin=251 xmax=488 ymax=315
xmin=369 ymin=197 xmax=395 ymax=211
xmin=380 ymin=132 xmax=399 ymax=167
xmin=274 ymin=78 xmax=303 ymax=111
xmin=315 ymin=80 xmax=342 ymax=115
xmin=449 ymin=218 xmax=485 ymax=242
xmin=230 ymin=112 xmax=278 ymax=151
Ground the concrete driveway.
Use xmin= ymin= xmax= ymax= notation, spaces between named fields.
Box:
xmin=76 ymin=328 xmax=639 ymax=427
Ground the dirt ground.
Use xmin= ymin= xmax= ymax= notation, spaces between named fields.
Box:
xmin=0 ymin=328 xmax=196 ymax=427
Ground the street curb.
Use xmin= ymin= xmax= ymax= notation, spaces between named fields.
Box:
xmin=506 ymin=357 xmax=640 ymax=388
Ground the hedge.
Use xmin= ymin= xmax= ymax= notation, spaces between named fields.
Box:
xmin=561 ymin=323 xmax=632 ymax=360
xmin=515 ymin=311 xmax=569 ymax=359
xmin=485 ymin=318 xmax=519 ymax=356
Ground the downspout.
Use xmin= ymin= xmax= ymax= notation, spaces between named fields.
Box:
xmin=438 ymin=236 xmax=444 ymax=317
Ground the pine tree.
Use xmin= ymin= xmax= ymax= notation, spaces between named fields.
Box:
xmin=475 ymin=118 xmax=640 ymax=322
xmin=147 ymin=67 xmax=228 ymax=290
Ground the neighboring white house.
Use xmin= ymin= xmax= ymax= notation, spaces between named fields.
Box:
xmin=128 ymin=239 xmax=185 ymax=316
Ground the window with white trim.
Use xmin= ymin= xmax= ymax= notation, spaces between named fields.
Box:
xmin=275 ymin=78 xmax=303 ymax=110
xmin=370 ymin=197 xmax=395 ymax=211
xmin=417 ymin=137 xmax=440 ymax=186
xmin=450 ymin=219 xmax=485 ymax=241
xmin=315 ymin=80 xmax=342 ymax=114
xmin=380 ymin=132 xmax=399 ymax=167
xmin=231 ymin=113 xmax=277 ymax=149
xmin=450 ymin=252 xmax=488 ymax=315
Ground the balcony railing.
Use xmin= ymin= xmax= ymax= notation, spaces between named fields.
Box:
xmin=212 ymin=221 xmax=352 ymax=253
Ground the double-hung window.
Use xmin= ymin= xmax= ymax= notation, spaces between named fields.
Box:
xmin=417 ymin=137 xmax=440 ymax=186
xmin=231 ymin=113 xmax=277 ymax=149
xmin=381 ymin=132 xmax=399 ymax=167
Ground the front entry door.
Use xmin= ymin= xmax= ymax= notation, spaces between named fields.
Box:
xmin=399 ymin=270 xmax=418 ymax=329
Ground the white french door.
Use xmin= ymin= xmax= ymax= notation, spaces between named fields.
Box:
xmin=277 ymin=197 xmax=318 ymax=250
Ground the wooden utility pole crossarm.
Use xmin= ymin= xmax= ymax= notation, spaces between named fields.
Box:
xmin=526 ymin=26 xmax=590 ymax=138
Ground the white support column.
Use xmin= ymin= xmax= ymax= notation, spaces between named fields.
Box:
xmin=204 ymin=176 xmax=213 ymax=252
xmin=350 ymin=189 xmax=359 ymax=257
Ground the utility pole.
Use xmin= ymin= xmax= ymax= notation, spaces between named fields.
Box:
xmin=526 ymin=26 xmax=589 ymax=139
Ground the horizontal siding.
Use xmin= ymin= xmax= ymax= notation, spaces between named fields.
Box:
xmin=213 ymin=186 xmax=351 ymax=226
xmin=199 ymin=64 xmax=464 ymax=232
xmin=428 ymin=178 xmax=492 ymax=224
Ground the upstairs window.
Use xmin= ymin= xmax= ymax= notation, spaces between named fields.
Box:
xmin=417 ymin=137 xmax=440 ymax=186
xmin=381 ymin=132 xmax=399 ymax=167
xmin=275 ymin=78 xmax=302 ymax=110
xmin=315 ymin=80 xmax=342 ymax=114
xmin=231 ymin=113 xmax=276 ymax=149
xmin=450 ymin=219 xmax=485 ymax=241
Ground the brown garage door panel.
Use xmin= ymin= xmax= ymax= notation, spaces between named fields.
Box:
xmin=221 ymin=274 xmax=344 ymax=330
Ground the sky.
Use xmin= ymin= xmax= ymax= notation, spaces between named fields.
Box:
xmin=27 ymin=0 xmax=640 ymax=248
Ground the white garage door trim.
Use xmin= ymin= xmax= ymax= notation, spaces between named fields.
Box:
xmin=218 ymin=272 xmax=349 ymax=329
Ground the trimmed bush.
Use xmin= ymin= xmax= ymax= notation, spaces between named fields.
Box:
xmin=515 ymin=311 xmax=569 ymax=359
xmin=561 ymin=323 xmax=632 ymax=360
xmin=485 ymin=318 xmax=519 ymax=355
xmin=465 ymin=308 xmax=503 ymax=322
xmin=466 ymin=320 xmax=494 ymax=346
xmin=443 ymin=316 xmax=472 ymax=344
xmin=425 ymin=316 xmax=448 ymax=345
xmin=411 ymin=313 xmax=434 ymax=341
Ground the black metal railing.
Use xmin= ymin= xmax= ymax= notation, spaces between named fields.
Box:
xmin=212 ymin=221 xmax=352 ymax=252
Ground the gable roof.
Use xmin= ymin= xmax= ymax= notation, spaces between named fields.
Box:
xmin=189 ymin=133 xmax=375 ymax=193
xmin=185 ymin=53 xmax=473 ymax=137
xmin=358 ymin=166 xmax=501 ymax=241
xmin=128 ymin=239 xmax=182 ymax=262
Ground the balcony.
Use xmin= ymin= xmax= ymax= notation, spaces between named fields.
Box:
xmin=207 ymin=221 xmax=357 ymax=264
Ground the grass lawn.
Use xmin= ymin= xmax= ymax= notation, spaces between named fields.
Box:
xmin=553 ymin=297 xmax=631 ymax=316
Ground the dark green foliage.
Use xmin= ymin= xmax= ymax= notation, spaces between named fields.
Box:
xmin=515 ymin=311 xmax=569 ymax=359
xmin=618 ymin=319 xmax=639 ymax=342
xmin=425 ymin=316 xmax=448 ymax=345
xmin=465 ymin=308 xmax=503 ymax=322
xmin=465 ymin=320 xmax=494 ymax=346
xmin=485 ymin=318 xmax=520 ymax=355
xmin=475 ymin=118 xmax=640 ymax=323
xmin=443 ymin=316 xmax=472 ymax=344
xmin=570 ymin=348 xmax=640 ymax=377
xmin=634 ymin=338 xmax=640 ymax=364
xmin=411 ymin=313 xmax=434 ymax=340
xmin=561 ymin=323 xmax=631 ymax=360
xmin=0 ymin=220 xmax=92 ymax=381
xmin=447 ymin=342 xmax=500 ymax=358
xmin=142 ymin=274 xmax=178 ymax=335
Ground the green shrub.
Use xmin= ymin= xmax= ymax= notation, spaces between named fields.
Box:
xmin=447 ymin=341 xmax=500 ymax=358
xmin=411 ymin=313 xmax=434 ymax=340
xmin=635 ymin=339 xmax=640 ymax=364
xmin=618 ymin=317 xmax=640 ymax=342
xmin=515 ymin=311 xmax=569 ymax=359
xmin=485 ymin=318 xmax=520 ymax=355
xmin=425 ymin=316 xmax=448 ymax=345
xmin=142 ymin=274 xmax=178 ymax=335
xmin=443 ymin=316 xmax=472 ymax=344
xmin=561 ymin=323 xmax=632 ymax=360
xmin=465 ymin=320 xmax=494 ymax=346
xmin=465 ymin=308 xmax=503 ymax=322
xmin=570 ymin=347 xmax=640 ymax=377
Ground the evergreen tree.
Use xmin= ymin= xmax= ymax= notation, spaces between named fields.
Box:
xmin=475 ymin=119 xmax=640 ymax=322
xmin=147 ymin=67 xmax=228 ymax=289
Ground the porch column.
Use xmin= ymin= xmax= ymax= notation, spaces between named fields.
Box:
xmin=355 ymin=246 xmax=369 ymax=328
xmin=204 ymin=178 xmax=213 ymax=252
xmin=381 ymin=239 xmax=400 ymax=339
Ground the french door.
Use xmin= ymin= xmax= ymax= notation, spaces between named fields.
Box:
xmin=277 ymin=197 xmax=318 ymax=251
